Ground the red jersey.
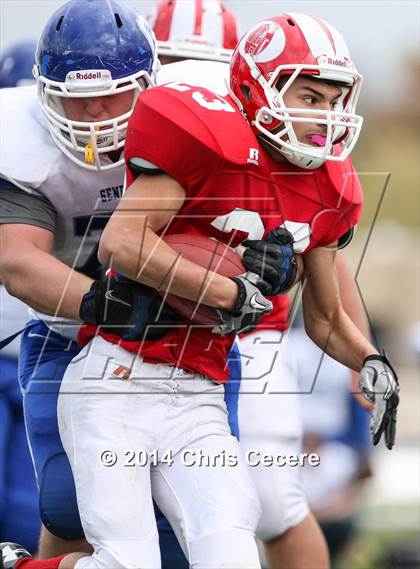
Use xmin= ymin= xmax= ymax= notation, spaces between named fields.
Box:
xmin=79 ymin=83 xmax=362 ymax=382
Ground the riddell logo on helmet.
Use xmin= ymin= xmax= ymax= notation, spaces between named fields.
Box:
xmin=182 ymin=36 xmax=214 ymax=47
xmin=327 ymin=58 xmax=349 ymax=67
xmin=75 ymin=71 xmax=103 ymax=80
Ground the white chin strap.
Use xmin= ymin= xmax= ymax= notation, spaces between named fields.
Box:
xmin=283 ymin=149 xmax=324 ymax=170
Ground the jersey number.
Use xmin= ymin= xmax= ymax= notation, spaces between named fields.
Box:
xmin=211 ymin=209 xmax=311 ymax=253
xmin=166 ymin=82 xmax=235 ymax=113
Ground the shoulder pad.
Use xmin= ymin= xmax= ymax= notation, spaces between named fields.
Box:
xmin=125 ymin=85 xmax=257 ymax=177
xmin=323 ymin=157 xmax=363 ymax=209
xmin=0 ymin=85 xmax=59 ymax=192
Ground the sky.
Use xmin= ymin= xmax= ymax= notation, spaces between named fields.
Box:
xmin=1 ymin=0 xmax=419 ymax=104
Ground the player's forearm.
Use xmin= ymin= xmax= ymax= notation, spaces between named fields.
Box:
xmin=336 ymin=253 xmax=374 ymax=409
xmin=2 ymin=249 xmax=92 ymax=319
xmin=304 ymin=304 xmax=377 ymax=371
xmin=99 ymin=224 xmax=237 ymax=310
xmin=302 ymin=246 xmax=377 ymax=370
xmin=336 ymin=252 xmax=370 ymax=338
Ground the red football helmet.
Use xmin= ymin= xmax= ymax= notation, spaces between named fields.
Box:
xmin=230 ymin=13 xmax=363 ymax=169
xmin=147 ymin=0 xmax=239 ymax=63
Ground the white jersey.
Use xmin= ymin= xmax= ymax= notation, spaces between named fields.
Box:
xmin=0 ymin=86 xmax=125 ymax=267
xmin=0 ymin=86 xmax=125 ymax=338
xmin=158 ymin=59 xmax=229 ymax=94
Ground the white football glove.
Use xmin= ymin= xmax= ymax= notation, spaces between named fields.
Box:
xmin=359 ymin=351 xmax=399 ymax=449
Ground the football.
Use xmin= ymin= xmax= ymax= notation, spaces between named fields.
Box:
xmin=161 ymin=234 xmax=244 ymax=324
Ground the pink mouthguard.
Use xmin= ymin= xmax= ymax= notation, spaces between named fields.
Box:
xmin=307 ymin=134 xmax=327 ymax=147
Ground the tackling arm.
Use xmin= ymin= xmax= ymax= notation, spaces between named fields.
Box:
xmin=98 ymin=173 xmax=239 ymax=311
xmin=0 ymin=223 xmax=92 ymax=319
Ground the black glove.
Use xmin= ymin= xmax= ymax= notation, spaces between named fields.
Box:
xmin=79 ymin=274 xmax=178 ymax=341
xmin=242 ymin=227 xmax=297 ymax=296
xmin=359 ymin=351 xmax=400 ymax=450
xmin=213 ymin=272 xmax=273 ymax=335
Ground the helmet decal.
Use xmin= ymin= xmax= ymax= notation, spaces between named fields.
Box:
xmin=239 ymin=21 xmax=286 ymax=63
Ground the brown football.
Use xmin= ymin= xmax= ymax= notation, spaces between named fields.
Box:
xmin=161 ymin=234 xmax=244 ymax=324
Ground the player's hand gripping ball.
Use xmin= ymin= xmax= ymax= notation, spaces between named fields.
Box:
xmin=161 ymin=234 xmax=245 ymax=324
xmin=161 ymin=234 xmax=273 ymax=335
xmin=242 ymin=227 xmax=297 ymax=295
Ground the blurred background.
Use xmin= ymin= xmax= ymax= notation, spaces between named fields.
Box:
xmin=1 ymin=1 xmax=419 ymax=567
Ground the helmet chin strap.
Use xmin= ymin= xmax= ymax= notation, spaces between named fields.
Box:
xmin=279 ymin=144 xmax=324 ymax=170
xmin=257 ymin=132 xmax=323 ymax=170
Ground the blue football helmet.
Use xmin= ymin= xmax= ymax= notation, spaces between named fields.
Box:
xmin=33 ymin=0 xmax=159 ymax=171
xmin=0 ymin=40 xmax=37 ymax=88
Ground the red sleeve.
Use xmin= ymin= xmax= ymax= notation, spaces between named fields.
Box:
xmin=124 ymin=86 xmax=224 ymax=194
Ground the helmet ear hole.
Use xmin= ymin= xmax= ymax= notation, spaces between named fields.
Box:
xmin=114 ymin=13 xmax=123 ymax=28
xmin=56 ymin=16 xmax=64 ymax=32
xmin=240 ymin=85 xmax=251 ymax=101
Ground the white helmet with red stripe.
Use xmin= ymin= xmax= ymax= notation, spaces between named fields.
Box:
xmin=147 ymin=0 xmax=239 ymax=63
xmin=230 ymin=13 xmax=363 ymax=169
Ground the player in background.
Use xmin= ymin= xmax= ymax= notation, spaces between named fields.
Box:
xmin=146 ymin=0 xmax=239 ymax=64
xmin=294 ymin=314 xmax=373 ymax=559
xmin=151 ymin=4 xmax=373 ymax=567
xmin=8 ymin=12 xmax=400 ymax=569
xmin=0 ymin=40 xmax=41 ymax=553
xmin=0 ymin=41 xmax=38 ymax=88
xmin=291 ymin=317 xmax=372 ymax=564
xmin=0 ymin=0 xmax=159 ymax=562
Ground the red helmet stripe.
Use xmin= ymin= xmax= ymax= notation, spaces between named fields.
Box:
xmin=319 ymin=18 xmax=352 ymax=60
xmin=194 ymin=0 xmax=203 ymax=36
xmin=221 ymin=2 xmax=239 ymax=49
xmin=153 ymin=0 xmax=176 ymax=42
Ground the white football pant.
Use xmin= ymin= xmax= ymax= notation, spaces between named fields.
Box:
xmin=238 ymin=330 xmax=310 ymax=540
xmin=58 ymin=336 xmax=261 ymax=569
